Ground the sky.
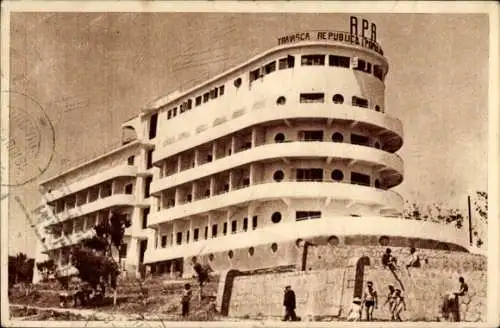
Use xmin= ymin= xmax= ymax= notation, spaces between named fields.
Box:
xmin=5 ymin=11 xmax=490 ymax=257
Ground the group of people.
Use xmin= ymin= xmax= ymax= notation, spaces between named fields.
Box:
xmin=382 ymin=247 xmax=422 ymax=274
xmin=347 ymin=282 xmax=406 ymax=321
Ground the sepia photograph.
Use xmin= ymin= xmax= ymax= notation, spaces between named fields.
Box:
xmin=1 ymin=1 xmax=498 ymax=327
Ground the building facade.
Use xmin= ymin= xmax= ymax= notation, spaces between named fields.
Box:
xmin=33 ymin=22 xmax=469 ymax=283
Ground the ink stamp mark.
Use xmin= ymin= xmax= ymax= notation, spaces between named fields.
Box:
xmin=2 ymin=90 xmax=55 ymax=187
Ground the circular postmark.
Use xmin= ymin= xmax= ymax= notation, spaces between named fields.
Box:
xmin=1 ymin=90 xmax=55 ymax=187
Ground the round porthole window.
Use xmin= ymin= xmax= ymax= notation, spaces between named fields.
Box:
xmin=333 ymin=94 xmax=344 ymax=104
xmin=379 ymin=236 xmax=390 ymax=246
xmin=271 ymin=212 xmax=282 ymax=223
xmin=248 ymin=247 xmax=255 ymax=256
xmin=271 ymin=243 xmax=278 ymax=253
xmin=228 ymin=250 xmax=234 ymax=259
xmin=276 ymin=96 xmax=286 ymax=105
xmin=273 ymin=170 xmax=284 ymax=182
xmin=332 ymin=132 xmax=344 ymax=143
xmin=331 ymin=170 xmax=344 ymax=181
xmin=274 ymin=133 xmax=285 ymax=143
xmin=328 ymin=236 xmax=340 ymax=246
xmin=208 ymin=253 xmax=214 ymax=261
xmin=234 ymin=78 xmax=242 ymax=88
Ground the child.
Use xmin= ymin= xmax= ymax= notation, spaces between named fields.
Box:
xmin=391 ymin=289 xmax=407 ymax=321
xmin=383 ymin=285 xmax=396 ymax=320
xmin=346 ymin=297 xmax=362 ymax=321
xmin=181 ymin=283 xmax=192 ymax=318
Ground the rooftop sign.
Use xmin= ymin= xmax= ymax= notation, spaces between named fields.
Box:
xmin=277 ymin=16 xmax=383 ymax=56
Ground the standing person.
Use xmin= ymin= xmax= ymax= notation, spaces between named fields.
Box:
xmin=181 ymin=283 xmax=192 ymax=318
xmin=346 ymin=297 xmax=362 ymax=321
xmin=282 ymin=285 xmax=298 ymax=321
xmin=451 ymin=276 xmax=468 ymax=321
xmin=383 ymin=285 xmax=396 ymax=320
xmin=362 ymin=281 xmax=378 ymax=321
xmin=391 ymin=289 xmax=407 ymax=321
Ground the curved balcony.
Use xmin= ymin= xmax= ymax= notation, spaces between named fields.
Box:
xmin=42 ymin=229 xmax=96 ymax=252
xmin=144 ymin=215 xmax=468 ymax=264
xmin=44 ymin=194 xmax=135 ymax=227
xmin=151 ymin=141 xmax=404 ymax=195
xmin=154 ymin=104 xmax=403 ymax=164
xmin=148 ymin=182 xmax=403 ymax=226
xmin=41 ymin=165 xmax=138 ymax=203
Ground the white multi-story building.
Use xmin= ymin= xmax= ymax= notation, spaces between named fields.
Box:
xmin=34 ymin=22 xmax=469 ymax=283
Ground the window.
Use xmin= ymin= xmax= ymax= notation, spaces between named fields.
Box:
xmin=271 ymin=243 xmax=278 ymax=253
xmin=228 ymin=250 xmax=234 ymax=259
xmin=147 ymin=149 xmax=153 ymax=169
xmin=329 ymin=55 xmax=350 ymax=68
xmin=300 ymin=130 xmax=324 ymax=141
xmin=231 ymin=220 xmax=237 ymax=234
xmin=366 ymin=62 xmax=372 ymax=74
xmin=204 ymin=226 xmax=208 ymax=239
xmin=142 ymin=208 xmax=150 ymax=229
xmin=249 ymin=68 xmax=262 ymax=82
xmin=234 ymin=78 xmax=242 ymax=88
xmin=186 ymin=194 xmax=192 ymax=202
xmin=351 ymin=172 xmax=371 ymax=186
xmin=332 ymin=132 xmax=344 ymax=142
xmin=119 ymin=243 xmax=127 ymax=258
xmin=352 ymin=96 xmax=369 ymax=108
xmin=332 ymin=94 xmax=344 ymax=104
xmin=353 ymin=58 xmax=367 ymax=72
xmin=172 ymin=107 xmax=177 ymax=117
xmin=127 ymin=156 xmax=135 ymax=165
xmin=144 ymin=176 xmax=152 ymax=198
xmin=331 ymin=170 xmax=344 ymax=181
xmin=248 ymin=247 xmax=255 ymax=256
xmin=223 ymin=222 xmax=228 ymax=235
xmin=300 ymin=93 xmax=324 ymax=103
xmin=271 ymin=212 xmax=282 ymax=223
xmin=264 ymin=61 xmax=276 ymax=75
xmin=210 ymin=88 xmax=218 ymax=99
xmin=278 ymin=55 xmax=295 ymax=69
xmin=212 ymin=224 xmax=218 ymax=238
xmin=296 ymin=168 xmax=323 ymax=181
xmin=195 ymin=96 xmax=202 ymax=106
xmin=276 ymin=96 xmax=286 ymax=105
xmin=186 ymin=231 xmax=190 ymax=243
xmin=193 ymin=228 xmax=199 ymax=242
xmin=274 ymin=133 xmax=285 ymax=143
xmin=148 ymin=112 xmax=158 ymax=139
xmin=296 ymin=211 xmax=322 ymax=221
xmin=176 ymin=232 xmax=182 ymax=245
xmin=167 ymin=110 xmax=172 ymax=120
xmin=351 ymin=133 xmax=370 ymax=146
xmin=374 ymin=65 xmax=384 ymax=81
xmin=375 ymin=179 xmax=381 ymax=188
xmin=328 ymin=236 xmax=340 ymax=246
xmin=219 ymin=85 xmax=225 ymax=96
xmin=203 ymin=92 xmax=210 ymax=103
xmin=125 ymin=184 xmax=133 ymax=195
xmin=161 ymin=235 xmax=167 ymax=248
xmin=301 ymin=54 xmax=325 ymax=66
xmin=374 ymin=142 xmax=381 ymax=149
xmin=375 ymin=105 xmax=381 ymax=112
xmin=252 ymin=216 xmax=258 ymax=230
xmin=273 ymin=170 xmax=284 ymax=182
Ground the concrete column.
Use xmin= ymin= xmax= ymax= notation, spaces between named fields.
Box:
xmin=230 ymin=135 xmax=236 ymax=155
xmin=191 ymin=182 xmax=198 ymax=201
xmin=83 ymin=216 xmax=87 ymax=231
xmin=212 ymin=141 xmax=218 ymax=160
xmin=157 ymin=225 xmax=162 ymax=248
xmin=194 ymin=149 xmax=199 ymax=166
xmin=177 ymin=154 xmax=182 ymax=173
xmin=210 ymin=177 xmax=215 ymax=196
xmin=111 ymin=180 xmax=117 ymax=195
xmin=175 ymin=188 xmax=181 ymax=206
xmin=189 ymin=219 xmax=193 ymax=244
xmin=250 ymin=163 xmax=256 ymax=185
xmin=251 ymin=126 xmax=258 ymax=147
xmin=159 ymin=191 xmax=164 ymax=209
xmin=98 ymin=184 xmax=103 ymax=199
xmin=207 ymin=213 xmax=212 ymax=240
xmin=229 ymin=170 xmax=234 ymax=191
xmin=172 ymin=221 xmax=177 ymax=246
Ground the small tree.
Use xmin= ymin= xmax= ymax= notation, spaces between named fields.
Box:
xmin=71 ymin=210 xmax=131 ymax=306
xmin=472 ymin=191 xmax=488 ymax=247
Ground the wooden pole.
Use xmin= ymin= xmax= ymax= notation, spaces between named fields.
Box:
xmin=468 ymin=196 xmax=473 ymax=245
